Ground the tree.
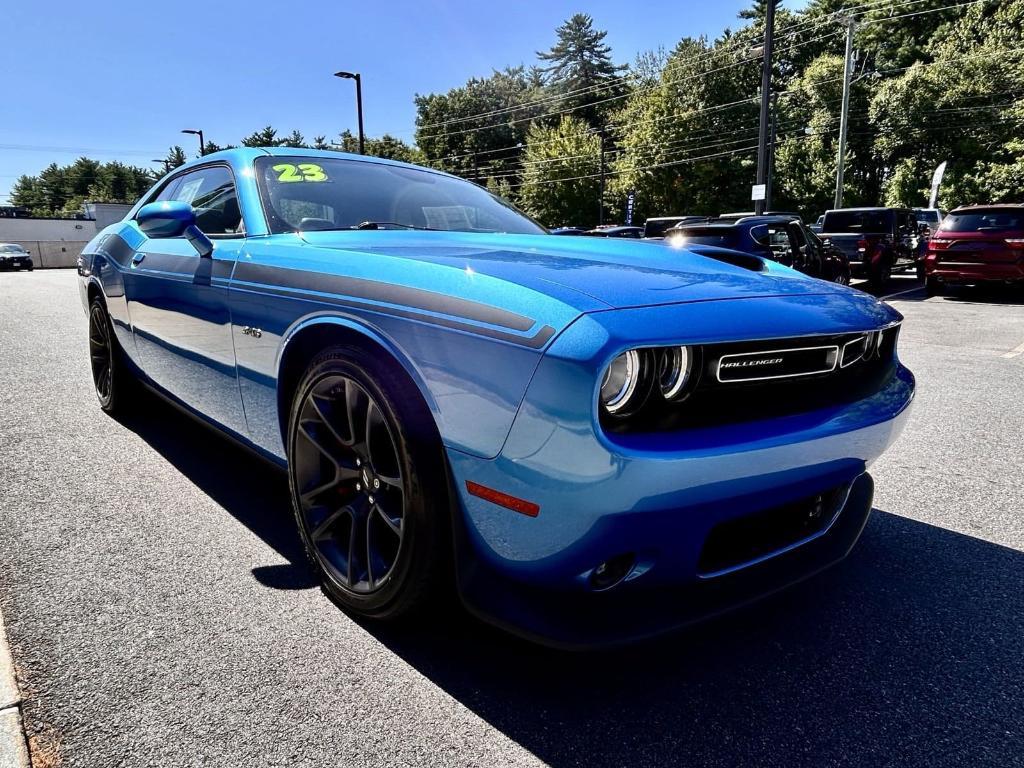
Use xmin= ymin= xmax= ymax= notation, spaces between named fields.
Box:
xmin=415 ymin=66 xmax=542 ymax=181
xmin=517 ymin=116 xmax=602 ymax=227
xmin=336 ymin=130 xmax=423 ymax=164
xmin=11 ymin=159 xmax=155 ymax=216
xmin=536 ymin=13 xmax=625 ymax=125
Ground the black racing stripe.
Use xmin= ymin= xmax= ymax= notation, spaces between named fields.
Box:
xmin=235 ymin=282 xmax=555 ymax=349
xmin=213 ymin=260 xmax=234 ymax=280
xmin=234 ymin=262 xmax=533 ymax=333
xmin=99 ymin=234 xmax=135 ymax=267
xmin=133 ymin=251 xmax=234 ymax=280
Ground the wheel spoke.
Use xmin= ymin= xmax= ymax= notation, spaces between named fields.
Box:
xmin=373 ymin=502 xmax=402 ymax=537
xmin=309 ymin=391 xmax=354 ymax=449
xmin=376 ymin=473 xmax=402 ymax=491
xmin=344 ymin=379 xmax=360 ymax=450
xmin=297 ymin=419 xmax=350 ymax=471
xmin=311 ymin=506 xmax=347 ymax=541
xmin=365 ymin=512 xmax=375 ymax=588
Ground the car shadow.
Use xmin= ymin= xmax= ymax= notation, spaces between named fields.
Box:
xmin=119 ymin=390 xmax=1024 ymax=767
xmin=114 ymin=389 xmax=317 ymax=590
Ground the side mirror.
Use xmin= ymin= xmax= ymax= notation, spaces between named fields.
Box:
xmin=136 ymin=201 xmax=213 ymax=258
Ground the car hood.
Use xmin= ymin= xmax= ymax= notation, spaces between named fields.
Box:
xmin=298 ymin=231 xmax=848 ymax=311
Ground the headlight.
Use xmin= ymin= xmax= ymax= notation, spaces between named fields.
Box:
xmin=657 ymin=346 xmax=693 ymax=400
xmin=600 ymin=350 xmax=644 ymax=416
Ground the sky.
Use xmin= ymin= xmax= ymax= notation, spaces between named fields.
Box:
xmin=0 ymin=0 xmax=800 ymax=203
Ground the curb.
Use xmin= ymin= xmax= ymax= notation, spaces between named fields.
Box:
xmin=0 ymin=612 xmax=30 ymax=768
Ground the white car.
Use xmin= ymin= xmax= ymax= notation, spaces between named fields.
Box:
xmin=0 ymin=243 xmax=33 ymax=271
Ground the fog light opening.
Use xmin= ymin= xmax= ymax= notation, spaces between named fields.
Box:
xmin=589 ymin=552 xmax=636 ymax=591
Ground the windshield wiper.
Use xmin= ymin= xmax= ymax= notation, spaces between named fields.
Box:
xmin=353 ymin=221 xmax=440 ymax=231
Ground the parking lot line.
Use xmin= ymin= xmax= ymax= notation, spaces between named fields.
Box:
xmin=1000 ymin=340 xmax=1024 ymax=359
xmin=880 ymin=285 xmax=926 ymax=301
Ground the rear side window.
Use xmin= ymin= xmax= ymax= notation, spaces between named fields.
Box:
xmin=673 ymin=227 xmax=738 ymax=248
xmin=939 ymin=208 xmax=1024 ymax=233
xmin=822 ymin=210 xmax=891 ymax=233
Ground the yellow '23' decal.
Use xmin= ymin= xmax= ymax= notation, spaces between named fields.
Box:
xmin=272 ymin=163 xmax=329 ymax=182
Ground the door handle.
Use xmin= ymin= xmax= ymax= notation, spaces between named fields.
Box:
xmin=132 ymin=252 xmax=146 ymax=265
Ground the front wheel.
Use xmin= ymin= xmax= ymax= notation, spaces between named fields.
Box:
xmin=287 ymin=346 xmax=449 ymax=621
xmin=88 ymin=298 xmax=135 ymax=414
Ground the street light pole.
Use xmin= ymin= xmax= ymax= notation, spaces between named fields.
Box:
xmin=754 ymin=0 xmax=777 ymax=216
xmin=598 ymin=131 xmax=606 ymax=226
xmin=181 ymin=129 xmax=204 ymax=155
xmin=766 ymin=93 xmax=778 ymax=211
xmin=834 ymin=18 xmax=856 ymax=209
xmin=334 ymin=71 xmax=365 ymax=154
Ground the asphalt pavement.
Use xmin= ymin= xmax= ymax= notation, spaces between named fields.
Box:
xmin=0 ymin=269 xmax=1022 ymax=767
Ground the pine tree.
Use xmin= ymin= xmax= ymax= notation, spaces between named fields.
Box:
xmin=536 ymin=14 xmax=624 ymax=126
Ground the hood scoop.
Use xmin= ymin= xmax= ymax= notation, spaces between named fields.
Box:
xmin=686 ymin=245 xmax=767 ymax=272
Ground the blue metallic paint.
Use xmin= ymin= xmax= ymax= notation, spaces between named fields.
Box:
xmin=79 ymin=148 xmax=915 ymax=645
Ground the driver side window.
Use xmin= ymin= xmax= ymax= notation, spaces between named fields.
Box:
xmin=165 ymin=166 xmax=244 ymax=237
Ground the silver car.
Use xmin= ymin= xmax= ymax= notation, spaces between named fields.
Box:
xmin=0 ymin=243 xmax=33 ymax=271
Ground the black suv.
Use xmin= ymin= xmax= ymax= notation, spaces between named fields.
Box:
xmin=819 ymin=207 xmax=923 ymax=288
xmin=667 ymin=215 xmax=851 ymax=284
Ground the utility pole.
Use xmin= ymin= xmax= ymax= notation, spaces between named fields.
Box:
xmin=754 ymin=0 xmax=777 ymax=216
xmin=834 ymin=18 xmax=856 ymax=209
xmin=766 ymin=92 xmax=778 ymax=211
xmin=598 ymin=132 xmax=606 ymax=226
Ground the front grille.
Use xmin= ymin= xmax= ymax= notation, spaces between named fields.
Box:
xmin=603 ymin=326 xmax=900 ymax=434
xmin=697 ymin=484 xmax=849 ymax=576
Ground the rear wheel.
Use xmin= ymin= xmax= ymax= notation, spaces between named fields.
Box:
xmin=88 ymin=298 xmax=135 ymax=414
xmin=287 ymin=346 xmax=449 ymax=620
xmin=925 ymin=277 xmax=945 ymax=297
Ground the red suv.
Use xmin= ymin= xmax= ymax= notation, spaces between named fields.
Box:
xmin=924 ymin=205 xmax=1024 ymax=295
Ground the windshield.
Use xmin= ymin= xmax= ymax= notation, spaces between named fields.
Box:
xmin=939 ymin=208 xmax=1024 ymax=233
xmin=0 ymin=244 xmax=26 ymax=254
xmin=255 ymin=156 xmax=545 ymax=235
xmin=822 ymin=210 xmax=892 ymax=233
xmin=915 ymin=210 xmax=940 ymax=223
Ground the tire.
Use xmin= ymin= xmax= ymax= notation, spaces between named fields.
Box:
xmin=832 ymin=270 xmax=850 ymax=286
xmin=868 ymin=258 xmax=892 ymax=290
xmin=925 ymin=277 xmax=944 ymax=297
xmin=287 ymin=345 xmax=449 ymax=621
xmin=88 ymin=298 xmax=136 ymax=414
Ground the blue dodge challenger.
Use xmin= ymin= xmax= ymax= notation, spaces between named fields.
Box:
xmin=79 ymin=148 xmax=914 ymax=647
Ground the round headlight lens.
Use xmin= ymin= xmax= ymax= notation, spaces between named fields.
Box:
xmin=658 ymin=346 xmax=693 ymax=400
xmin=600 ymin=350 xmax=641 ymax=415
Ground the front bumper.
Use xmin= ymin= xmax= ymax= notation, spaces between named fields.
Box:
xmin=446 ymin=295 xmax=914 ymax=647
xmin=454 ymin=473 xmax=875 ymax=648
xmin=0 ymin=257 xmax=32 ymax=270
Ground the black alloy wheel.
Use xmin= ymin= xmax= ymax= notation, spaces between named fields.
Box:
xmin=89 ymin=301 xmax=114 ymax=407
xmin=88 ymin=298 xmax=135 ymax=414
xmin=288 ymin=348 xmax=448 ymax=619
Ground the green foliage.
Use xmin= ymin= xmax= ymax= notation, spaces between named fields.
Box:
xmin=517 ymin=116 xmax=602 ymax=227
xmin=414 ymin=66 xmax=542 ymax=180
xmin=10 ymin=158 xmax=155 ymax=216
xmin=335 ymin=130 xmax=423 ymax=163
xmin=536 ymin=13 xmax=626 ymax=125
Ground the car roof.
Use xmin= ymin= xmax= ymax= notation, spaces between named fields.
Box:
xmin=825 ymin=207 xmax=909 ymax=213
xmin=949 ymin=203 xmax=1024 ymax=212
xmin=171 ymin=146 xmax=460 ymax=181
